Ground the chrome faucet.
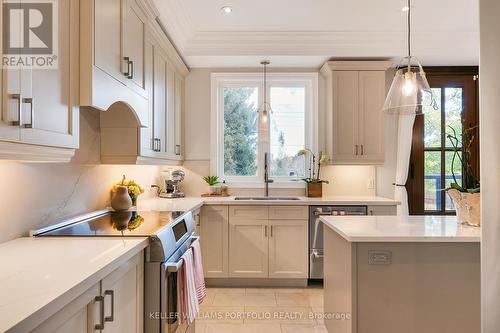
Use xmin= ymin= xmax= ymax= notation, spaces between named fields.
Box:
xmin=264 ymin=152 xmax=274 ymax=196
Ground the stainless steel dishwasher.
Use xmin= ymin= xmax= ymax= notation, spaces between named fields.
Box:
xmin=309 ymin=206 xmax=367 ymax=280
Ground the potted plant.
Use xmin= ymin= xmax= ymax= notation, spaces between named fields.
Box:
xmin=111 ymin=175 xmax=145 ymax=207
xmin=446 ymin=125 xmax=480 ymax=226
xmin=203 ymin=176 xmax=221 ymax=195
xmin=297 ymin=149 xmax=330 ymax=197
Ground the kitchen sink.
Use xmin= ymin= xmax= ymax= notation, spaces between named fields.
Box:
xmin=234 ymin=197 xmax=302 ymax=201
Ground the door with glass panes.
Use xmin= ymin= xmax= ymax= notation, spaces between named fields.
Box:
xmin=407 ymin=70 xmax=479 ymax=215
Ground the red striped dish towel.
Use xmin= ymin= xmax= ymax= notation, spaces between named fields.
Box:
xmin=177 ymin=248 xmax=199 ymax=324
xmin=191 ymin=239 xmax=207 ymax=304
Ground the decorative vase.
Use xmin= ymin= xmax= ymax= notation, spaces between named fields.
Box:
xmin=130 ymin=194 xmax=137 ymax=207
xmin=111 ymin=186 xmax=132 ymax=211
xmin=209 ymin=185 xmax=221 ymax=195
xmin=448 ymin=189 xmax=481 ymax=227
xmin=307 ymin=183 xmax=323 ymax=198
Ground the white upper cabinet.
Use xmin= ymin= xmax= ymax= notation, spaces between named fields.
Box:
xmin=321 ymin=61 xmax=391 ymax=165
xmin=81 ymin=0 xmax=149 ymax=124
xmin=0 ymin=0 xmax=79 ymax=162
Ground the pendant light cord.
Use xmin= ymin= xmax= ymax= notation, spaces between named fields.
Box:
xmin=407 ymin=0 xmax=412 ymax=70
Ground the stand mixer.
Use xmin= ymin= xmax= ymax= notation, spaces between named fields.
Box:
xmin=158 ymin=170 xmax=186 ymax=198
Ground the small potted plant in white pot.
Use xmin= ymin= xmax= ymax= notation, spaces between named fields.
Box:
xmin=446 ymin=124 xmax=480 ymax=226
xmin=297 ymin=149 xmax=330 ymax=197
xmin=203 ymin=176 xmax=221 ymax=195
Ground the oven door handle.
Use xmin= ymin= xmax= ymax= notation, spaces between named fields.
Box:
xmin=165 ymin=236 xmax=200 ymax=273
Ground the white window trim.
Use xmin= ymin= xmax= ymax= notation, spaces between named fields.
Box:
xmin=210 ymin=72 xmax=318 ymax=188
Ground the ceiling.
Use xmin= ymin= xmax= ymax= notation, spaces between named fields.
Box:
xmin=153 ymin=0 xmax=479 ymax=68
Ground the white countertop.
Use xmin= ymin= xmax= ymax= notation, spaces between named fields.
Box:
xmin=0 ymin=237 xmax=148 ymax=332
xmin=137 ymin=195 xmax=400 ymax=211
xmin=320 ymin=215 xmax=480 ymax=242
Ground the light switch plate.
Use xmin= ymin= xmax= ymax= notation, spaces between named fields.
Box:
xmin=368 ymin=250 xmax=392 ymax=265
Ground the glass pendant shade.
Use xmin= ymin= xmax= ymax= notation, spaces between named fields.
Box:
xmin=383 ymin=61 xmax=432 ymax=115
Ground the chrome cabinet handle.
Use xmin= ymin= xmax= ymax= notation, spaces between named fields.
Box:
xmin=104 ymin=290 xmax=114 ymax=322
xmin=10 ymin=94 xmax=22 ymax=126
xmin=175 ymin=144 xmax=181 ymax=156
xmin=157 ymin=138 xmax=161 ymax=152
xmin=22 ymin=97 xmax=34 ymax=128
xmin=355 ymin=145 xmax=359 ymax=156
xmin=94 ymin=295 xmax=105 ymax=330
xmin=361 ymin=145 xmax=364 ymax=156
xmin=270 ymin=225 xmax=273 ymax=237
xmin=264 ymin=225 xmax=268 ymax=237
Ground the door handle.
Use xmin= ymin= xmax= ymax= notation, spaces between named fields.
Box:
xmin=10 ymin=94 xmax=22 ymax=126
xmin=104 ymin=290 xmax=114 ymax=322
xmin=264 ymin=225 xmax=268 ymax=237
xmin=361 ymin=144 xmax=364 ymax=156
xmin=94 ymin=295 xmax=105 ymax=330
xmin=355 ymin=145 xmax=359 ymax=156
xmin=175 ymin=144 xmax=181 ymax=156
xmin=270 ymin=225 xmax=273 ymax=237
xmin=22 ymin=97 xmax=34 ymax=128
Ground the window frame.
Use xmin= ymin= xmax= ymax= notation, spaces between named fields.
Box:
xmin=406 ymin=67 xmax=479 ymax=215
xmin=210 ymin=72 xmax=318 ymax=187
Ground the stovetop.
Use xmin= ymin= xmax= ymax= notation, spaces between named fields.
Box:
xmin=34 ymin=210 xmax=185 ymax=237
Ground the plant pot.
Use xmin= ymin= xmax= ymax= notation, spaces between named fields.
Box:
xmin=448 ymin=189 xmax=481 ymax=227
xmin=209 ymin=185 xmax=221 ymax=195
xmin=307 ymin=183 xmax=323 ymax=198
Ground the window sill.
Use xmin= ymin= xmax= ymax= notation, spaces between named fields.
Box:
xmin=224 ymin=180 xmax=306 ymax=189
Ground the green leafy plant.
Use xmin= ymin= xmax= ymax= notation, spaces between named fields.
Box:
xmin=446 ymin=124 xmax=480 ymax=193
xmin=297 ymin=149 xmax=330 ymax=184
xmin=203 ymin=176 xmax=220 ymax=186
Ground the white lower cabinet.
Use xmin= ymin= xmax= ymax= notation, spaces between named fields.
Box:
xmin=268 ymin=219 xmax=309 ymax=278
xmin=199 ymin=206 xmax=308 ymax=280
xmin=31 ymin=252 xmax=143 ymax=333
xmin=200 ymin=206 xmax=229 ymax=278
xmin=229 ymin=216 xmax=269 ymax=278
xmin=367 ymin=205 xmax=398 ymax=216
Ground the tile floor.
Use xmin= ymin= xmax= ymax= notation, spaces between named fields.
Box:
xmin=196 ymin=287 xmax=326 ymax=333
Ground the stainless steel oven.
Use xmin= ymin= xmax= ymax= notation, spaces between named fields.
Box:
xmin=309 ymin=206 xmax=367 ymax=280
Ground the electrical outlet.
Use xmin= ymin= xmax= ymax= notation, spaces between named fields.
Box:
xmin=369 ymin=251 xmax=392 ymax=265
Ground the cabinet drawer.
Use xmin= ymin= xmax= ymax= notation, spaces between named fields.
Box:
xmin=229 ymin=206 xmax=268 ymax=220
xmin=367 ymin=205 xmax=397 ymax=216
xmin=269 ymin=206 xmax=308 ymax=220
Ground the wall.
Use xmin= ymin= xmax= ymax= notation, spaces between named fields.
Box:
xmin=0 ymin=108 xmax=160 ymax=244
xmin=184 ymin=67 xmax=397 ymax=198
xmin=479 ymin=0 xmax=500 ymax=331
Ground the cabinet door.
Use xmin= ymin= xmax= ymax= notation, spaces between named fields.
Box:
xmin=123 ymin=0 xmax=147 ymax=98
xmin=152 ymin=47 xmax=167 ymax=154
xmin=200 ymin=206 xmax=229 ymax=278
xmin=358 ymin=71 xmax=385 ymax=163
xmin=229 ymin=212 xmax=269 ymax=278
xmin=165 ymin=63 xmax=176 ymax=157
xmin=94 ymin=0 xmax=126 ymax=85
xmin=332 ymin=71 xmax=359 ymax=162
xmin=269 ymin=219 xmax=309 ymax=278
xmin=101 ymin=252 xmax=144 ymax=333
xmin=31 ymin=283 xmax=101 ymax=333
xmin=174 ymin=73 xmax=183 ymax=158
xmin=20 ymin=0 xmax=79 ymax=148
xmin=140 ymin=37 xmax=155 ymax=157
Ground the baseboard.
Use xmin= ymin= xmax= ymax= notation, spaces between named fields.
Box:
xmin=205 ymin=278 xmax=308 ymax=288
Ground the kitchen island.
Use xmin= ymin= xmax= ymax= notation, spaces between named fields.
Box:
xmin=320 ymin=215 xmax=480 ymax=333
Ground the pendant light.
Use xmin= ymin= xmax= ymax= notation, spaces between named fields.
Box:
xmin=259 ymin=60 xmax=272 ymax=123
xmin=383 ymin=0 xmax=432 ymax=115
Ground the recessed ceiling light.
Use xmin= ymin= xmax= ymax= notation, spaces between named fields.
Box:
xmin=221 ymin=6 xmax=233 ymax=14
xmin=402 ymin=6 xmax=410 ymax=12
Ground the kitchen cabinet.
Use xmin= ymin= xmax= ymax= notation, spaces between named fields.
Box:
xmin=0 ymin=0 xmax=79 ymax=161
xmin=81 ymin=0 xmax=149 ymax=124
xmin=30 ymin=252 xmax=143 ymax=333
xmin=268 ymin=219 xmax=308 ymax=278
xmin=100 ymin=27 xmax=187 ymax=165
xmin=229 ymin=206 xmax=269 ymax=278
xmin=224 ymin=206 xmax=308 ymax=279
xmin=31 ymin=283 xmax=100 ymax=333
xmin=200 ymin=206 xmax=229 ymax=278
xmin=321 ymin=61 xmax=391 ymax=165
xmin=367 ymin=205 xmax=397 ymax=216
